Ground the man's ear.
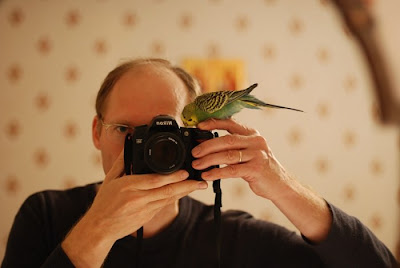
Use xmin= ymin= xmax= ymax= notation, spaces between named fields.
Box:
xmin=92 ymin=116 xmax=101 ymax=149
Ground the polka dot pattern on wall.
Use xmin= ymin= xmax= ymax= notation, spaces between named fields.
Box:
xmin=0 ymin=0 xmax=398 ymax=261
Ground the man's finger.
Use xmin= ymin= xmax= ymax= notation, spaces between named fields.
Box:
xmin=144 ymin=179 xmax=208 ymax=203
xmin=198 ymin=118 xmax=258 ymax=136
xmin=192 ymin=148 xmax=256 ymax=170
xmin=146 ymin=189 xmax=201 ymax=211
xmin=192 ymin=134 xmax=268 ymax=158
xmin=123 ymin=170 xmax=189 ymax=190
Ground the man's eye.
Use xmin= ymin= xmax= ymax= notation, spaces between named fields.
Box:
xmin=115 ymin=126 xmax=129 ymax=134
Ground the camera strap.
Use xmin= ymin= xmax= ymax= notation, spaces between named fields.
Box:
xmin=213 ymin=179 xmax=222 ymax=268
xmin=124 ymin=135 xmax=143 ymax=267
xmin=212 ymin=131 xmax=222 ymax=268
xmin=136 ymin=227 xmax=143 ymax=267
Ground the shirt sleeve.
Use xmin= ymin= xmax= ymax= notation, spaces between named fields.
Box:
xmin=1 ymin=193 xmax=75 ymax=268
xmin=41 ymin=245 xmax=75 ymax=268
xmin=304 ymin=202 xmax=398 ymax=267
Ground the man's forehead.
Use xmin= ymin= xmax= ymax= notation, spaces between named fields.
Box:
xmin=115 ymin=65 xmax=184 ymax=92
xmin=104 ymin=66 xmax=187 ymax=119
xmin=121 ymin=63 xmax=175 ymax=79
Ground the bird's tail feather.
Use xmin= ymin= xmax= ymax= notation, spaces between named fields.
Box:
xmin=240 ymin=95 xmax=304 ymax=112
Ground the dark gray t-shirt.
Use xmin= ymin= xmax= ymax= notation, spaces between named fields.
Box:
xmin=1 ymin=183 xmax=397 ymax=267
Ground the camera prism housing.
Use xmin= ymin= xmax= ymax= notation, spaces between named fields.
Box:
xmin=124 ymin=115 xmax=218 ymax=181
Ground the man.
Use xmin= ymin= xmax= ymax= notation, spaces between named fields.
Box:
xmin=2 ymin=58 xmax=398 ymax=267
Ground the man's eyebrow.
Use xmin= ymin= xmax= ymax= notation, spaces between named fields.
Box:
xmin=109 ymin=120 xmax=134 ymax=127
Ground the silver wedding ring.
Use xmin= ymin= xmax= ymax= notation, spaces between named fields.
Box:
xmin=238 ymin=150 xmax=242 ymax=163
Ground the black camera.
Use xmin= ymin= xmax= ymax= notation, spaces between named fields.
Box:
xmin=124 ymin=115 xmax=218 ymax=181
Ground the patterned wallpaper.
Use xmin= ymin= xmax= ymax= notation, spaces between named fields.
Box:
xmin=0 ymin=0 xmax=399 ymax=261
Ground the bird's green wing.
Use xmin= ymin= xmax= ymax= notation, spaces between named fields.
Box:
xmin=195 ymin=83 xmax=258 ymax=113
xmin=194 ymin=91 xmax=231 ymax=113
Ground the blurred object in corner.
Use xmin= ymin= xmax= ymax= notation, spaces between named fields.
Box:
xmin=332 ymin=0 xmax=400 ymax=126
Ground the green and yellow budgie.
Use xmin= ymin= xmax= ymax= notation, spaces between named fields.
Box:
xmin=181 ymin=83 xmax=303 ymax=127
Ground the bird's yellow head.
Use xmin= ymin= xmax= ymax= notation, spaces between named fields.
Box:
xmin=181 ymin=103 xmax=199 ymax=127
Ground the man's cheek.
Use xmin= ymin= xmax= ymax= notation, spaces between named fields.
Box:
xmin=99 ymin=149 xmax=111 ymax=174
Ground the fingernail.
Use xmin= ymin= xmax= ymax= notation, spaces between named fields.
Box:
xmin=181 ymin=171 xmax=189 ymax=179
xmin=192 ymin=146 xmax=201 ymax=156
xmin=202 ymin=172 xmax=210 ymax=180
xmin=192 ymin=160 xmax=201 ymax=168
xmin=198 ymin=122 xmax=206 ymax=128
xmin=198 ymin=181 xmax=208 ymax=189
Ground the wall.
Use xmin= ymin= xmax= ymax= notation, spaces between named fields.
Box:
xmin=0 ymin=0 xmax=399 ymax=261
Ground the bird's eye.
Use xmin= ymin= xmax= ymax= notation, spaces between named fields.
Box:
xmin=188 ymin=118 xmax=193 ymax=121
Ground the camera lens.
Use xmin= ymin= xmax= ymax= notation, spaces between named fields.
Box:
xmin=144 ymin=132 xmax=185 ymax=174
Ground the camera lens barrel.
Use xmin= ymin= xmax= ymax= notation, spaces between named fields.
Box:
xmin=144 ymin=132 xmax=186 ymax=174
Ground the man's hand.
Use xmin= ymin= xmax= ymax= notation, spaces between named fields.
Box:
xmin=192 ymin=118 xmax=287 ymax=201
xmin=192 ymin=118 xmax=332 ymax=244
xmin=62 ymin=150 xmax=207 ymax=268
